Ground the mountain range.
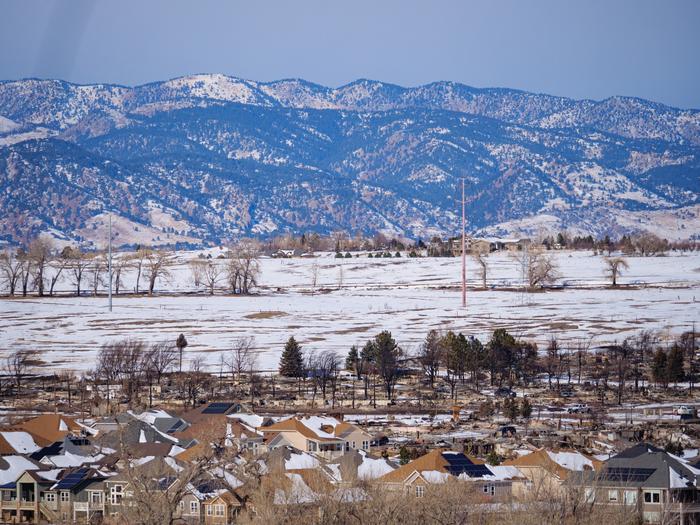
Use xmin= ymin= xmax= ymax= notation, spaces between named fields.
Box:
xmin=0 ymin=73 xmax=698 ymax=247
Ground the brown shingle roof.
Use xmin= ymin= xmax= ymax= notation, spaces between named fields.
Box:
xmin=11 ymin=414 xmax=82 ymax=446
xmin=378 ymin=449 xmax=450 ymax=484
xmin=502 ymin=448 xmax=602 ymax=481
xmin=259 ymin=418 xmax=340 ymax=442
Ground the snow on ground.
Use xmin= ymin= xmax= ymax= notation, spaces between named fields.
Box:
xmin=0 ymin=251 xmax=698 ymax=372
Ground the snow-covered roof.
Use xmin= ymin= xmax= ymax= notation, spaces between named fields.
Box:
xmin=0 ymin=456 xmax=40 ymax=485
xmin=546 ymin=451 xmax=594 ymax=471
xmin=421 ymin=470 xmax=450 ymax=483
xmin=298 ymin=416 xmax=340 ymax=439
xmin=0 ymin=432 xmax=41 ymax=454
xmin=357 ymin=451 xmax=395 ymax=480
xmin=285 ymin=451 xmax=320 ymax=470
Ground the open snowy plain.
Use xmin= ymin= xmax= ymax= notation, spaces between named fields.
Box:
xmin=0 ymin=250 xmax=698 ymax=372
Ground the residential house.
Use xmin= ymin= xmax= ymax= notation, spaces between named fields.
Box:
xmin=259 ymin=416 xmax=371 ymax=459
xmin=571 ymin=443 xmax=700 ymax=524
xmin=176 ymin=479 xmax=243 ymax=524
xmin=10 ymin=414 xmax=87 ymax=447
xmin=377 ymin=449 xmax=522 ymax=501
xmin=503 ymin=448 xmax=602 ymax=497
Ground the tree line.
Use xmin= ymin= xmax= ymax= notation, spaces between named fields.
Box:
xmin=0 ymin=237 xmax=261 ymax=297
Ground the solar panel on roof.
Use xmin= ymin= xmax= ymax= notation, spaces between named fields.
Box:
xmin=441 ymin=453 xmax=492 ymax=477
xmin=202 ymin=402 xmax=234 ymax=414
xmin=455 ymin=464 xmax=492 ymax=478
xmin=600 ymin=467 xmax=655 ymax=482
xmin=55 ymin=468 xmax=90 ymax=490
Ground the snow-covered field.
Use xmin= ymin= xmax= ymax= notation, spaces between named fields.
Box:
xmin=1 ymin=250 xmax=698 ymax=372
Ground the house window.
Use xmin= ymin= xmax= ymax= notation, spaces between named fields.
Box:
xmin=190 ymin=501 xmax=199 ymax=514
xmin=206 ymin=505 xmax=213 ymax=516
xmin=215 ymin=504 xmax=225 ymax=516
xmin=644 ymin=491 xmax=661 ymax=504
xmin=608 ymin=490 xmax=619 ymax=502
xmin=110 ymin=485 xmax=124 ymax=505
xmin=584 ymin=488 xmax=595 ymax=503
xmin=624 ymin=490 xmax=637 ymax=505
xmin=90 ymin=492 xmax=103 ymax=504
xmin=307 ymin=440 xmax=318 ymax=452
xmin=415 ymin=485 xmax=424 ymax=498
xmin=483 ymin=484 xmax=495 ymax=496
xmin=60 ymin=491 xmax=69 ymax=502
xmin=362 ymin=440 xmax=369 ymax=450
xmin=44 ymin=493 xmax=56 ymax=502
xmin=352 ymin=441 xmax=356 ymax=449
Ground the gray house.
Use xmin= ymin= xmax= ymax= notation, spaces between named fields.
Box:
xmin=572 ymin=443 xmax=700 ymax=524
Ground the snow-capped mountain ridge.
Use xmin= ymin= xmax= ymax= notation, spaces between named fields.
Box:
xmin=0 ymin=74 xmax=698 ymax=245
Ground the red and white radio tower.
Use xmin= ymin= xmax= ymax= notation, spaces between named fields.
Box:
xmin=461 ymin=178 xmax=466 ymax=308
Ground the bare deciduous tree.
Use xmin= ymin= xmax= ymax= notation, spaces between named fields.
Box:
xmin=226 ymin=241 xmax=261 ymax=295
xmin=310 ymin=261 xmax=320 ymax=293
xmin=5 ymin=350 xmax=32 ymax=400
xmin=514 ymin=247 xmax=560 ymax=290
xmin=113 ymin=254 xmax=132 ymax=295
xmin=190 ymin=259 xmax=223 ymax=295
xmin=604 ymin=256 xmax=629 ymax=287
xmin=227 ymin=336 xmax=255 ymax=383
xmin=90 ymin=254 xmax=106 ymax=296
xmin=67 ymin=248 xmax=92 ymax=296
xmin=0 ymin=249 xmax=23 ymax=296
xmin=181 ymin=356 xmax=208 ymax=406
xmin=145 ymin=250 xmax=174 ymax=295
xmin=28 ymin=237 xmax=53 ymax=296
xmin=472 ymin=250 xmax=488 ymax=289
xmin=130 ymin=247 xmax=151 ymax=294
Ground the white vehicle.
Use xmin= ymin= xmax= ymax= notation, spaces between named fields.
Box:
xmin=567 ymin=404 xmax=591 ymax=414
xmin=677 ymin=405 xmax=695 ymax=416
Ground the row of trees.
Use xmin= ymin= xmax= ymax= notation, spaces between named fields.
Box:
xmin=188 ymin=242 xmax=260 ymax=295
xmin=0 ymin=237 xmax=261 ymax=297
xmin=280 ymin=331 xmax=404 ymax=405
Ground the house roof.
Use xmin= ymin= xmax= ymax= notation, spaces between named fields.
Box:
xmin=572 ymin=443 xmax=700 ymax=490
xmin=259 ymin=417 xmax=351 ymax=443
xmin=0 ymin=431 xmax=41 ymax=455
xmin=180 ymin=402 xmax=244 ymax=425
xmin=378 ymin=449 xmax=494 ymax=484
xmin=503 ymin=448 xmax=601 ymax=481
xmin=11 ymin=414 xmax=83 ymax=446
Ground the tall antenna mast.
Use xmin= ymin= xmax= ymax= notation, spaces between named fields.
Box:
xmin=108 ymin=212 xmax=113 ymax=312
xmin=461 ymin=178 xmax=466 ymax=308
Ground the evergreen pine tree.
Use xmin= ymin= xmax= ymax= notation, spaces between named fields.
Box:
xmin=279 ymin=336 xmax=304 ymax=377
xmin=520 ymin=397 xmax=533 ymax=419
xmin=667 ymin=345 xmax=685 ymax=385
xmin=399 ymin=445 xmax=410 ymax=465
xmin=503 ymin=397 xmax=519 ymax=421
xmin=346 ymin=346 xmax=359 ymax=374
xmin=652 ymin=348 xmax=668 ymax=387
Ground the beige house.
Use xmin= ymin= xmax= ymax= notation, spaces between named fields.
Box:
xmin=377 ymin=449 xmax=521 ymax=501
xmin=260 ymin=416 xmax=372 ymax=459
xmin=503 ymin=448 xmax=602 ymax=498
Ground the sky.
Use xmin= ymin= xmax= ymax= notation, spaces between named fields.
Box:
xmin=1 ymin=0 xmax=699 ymax=108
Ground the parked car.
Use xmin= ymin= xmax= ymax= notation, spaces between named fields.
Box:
xmin=560 ymin=388 xmax=575 ymax=398
xmin=495 ymin=387 xmax=517 ymax=398
xmin=677 ymin=405 xmax=695 ymax=416
xmin=500 ymin=425 xmax=517 ymax=437
xmin=567 ymin=404 xmax=591 ymax=414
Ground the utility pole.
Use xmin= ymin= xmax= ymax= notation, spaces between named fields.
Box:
xmin=108 ymin=212 xmax=113 ymax=312
xmin=461 ymin=178 xmax=466 ymax=308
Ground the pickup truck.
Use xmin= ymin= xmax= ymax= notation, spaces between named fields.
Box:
xmin=567 ymin=404 xmax=591 ymax=414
